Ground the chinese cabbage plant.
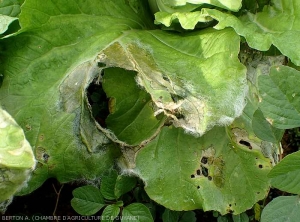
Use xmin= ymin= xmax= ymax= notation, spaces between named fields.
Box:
xmin=0 ymin=0 xmax=300 ymax=220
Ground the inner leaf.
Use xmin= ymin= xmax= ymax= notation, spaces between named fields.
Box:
xmin=101 ymin=67 xmax=166 ymax=146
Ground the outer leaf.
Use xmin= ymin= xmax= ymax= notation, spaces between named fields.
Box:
xmin=71 ymin=185 xmax=105 ymax=216
xmin=0 ymin=0 xmax=151 ymax=193
xmin=157 ymin=0 xmax=242 ymax=11
xmin=154 ymin=11 xmax=213 ymax=29
xmin=0 ymin=108 xmax=35 ymax=206
xmin=258 ymin=66 xmax=300 ymax=129
xmin=101 ymin=28 xmax=247 ymax=136
xmin=133 ymin=126 xmax=271 ymax=214
xmin=122 ymin=203 xmax=154 ymax=222
xmin=102 ymin=68 xmax=166 ymax=146
xmin=268 ymin=151 xmax=300 ymax=194
xmin=261 ymin=196 xmax=300 ymax=222
xmin=101 ymin=204 xmax=120 ymax=222
xmin=203 ymin=0 xmax=300 ymax=65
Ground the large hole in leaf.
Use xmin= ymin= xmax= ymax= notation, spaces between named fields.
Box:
xmin=86 ymin=78 xmax=109 ymax=128
xmin=87 ymin=67 xmax=166 ymax=146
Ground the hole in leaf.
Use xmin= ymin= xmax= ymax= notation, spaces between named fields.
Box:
xmin=257 ymin=192 xmax=260 ymax=195
xmin=259 ymin=164 xmax=263 ymax=168
xmin=191 ymin=174 xmax=195 ymax=178
xmin=197 ymin=186 xmax=200 ymax=189
xmin=196 ymin=169 xmax=201 ymax=175
xmin=97 ymin=62 xmax=106 ymax=68
xmin=87 ymin=80 xmax=109 ymax=127
xmin=162 ymin=75 xmax=170 ymax=82
xmin=42 ymin=153 xmax=50 ymax=162
xmin=208 ymin=176 xmax=212 ymax=181
xmin=201 ymin=157 xmax=208 ymax=164
xmin=201 ymin=166 xmax=208 ymax=177
xmin=229 ymin=204 xmax=232 ymax=207
xmin=239 ymin=140 xmax=252 ymax=149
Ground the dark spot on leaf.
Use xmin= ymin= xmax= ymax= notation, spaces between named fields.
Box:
xmin=170 ymin=94 xmax=183 ymax=103
xmin=201 ymin=157 xmax=208 ymax=164
xmin=239 ymin=140 xmax=252 ymax=149
xmin=208 ymin=176 xmax=212 ymax=181
xmin=97 ymin=62 xmax=106 ymax=67
xmin=43 ymin=153 xmax=50 ymax=163
xmin=196 ymin=169 xmax=201 ymax=175
xmin=191 ymin=174 xmax=195 ymax=178
xmin=197 ymin=186 xmax=200 ymax=189
xmin=162 ymin=75 xmax=170 ymax=82
xmin=25 ymin=124 xmax=31 ymax=131
xmin=201 ymin=166 xmax=208 ymax=177
xmin=257 ymin=192 xmax=260 ymax=195
xmin=229 ymin=204 xmax=232 ymax=207
xmin=259 ymin=164 xmax=263 ymax=168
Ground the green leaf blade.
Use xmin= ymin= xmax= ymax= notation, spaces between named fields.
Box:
xmin=252 ymin=108 xmax=284 ymax=143
xmin=133 ymin=126 xmax=271 ymax=214
xmin=101 ymin=204 xmax=120 ymax=222
xmin=258 ymin=66 xmax=300 ymax=129
xmin=261 ymin=196 xmax=300 ymax=222
xmin=122 ymin=203 xmax=154 ymax=222
xmin=115 ymin=175 xmax=137 ymax=199
xmin=71 ymin=185 xmax=105 ymax=216
xmin=100 ymin=170 xmax=118 ymax=200
xmin=268 ymin=151 xmax=300 ymax=194
xmin=102 ymin=68 xmax=166 ymax=146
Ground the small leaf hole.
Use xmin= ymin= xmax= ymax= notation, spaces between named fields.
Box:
xmin=201 ymin=157 xmax=208 ymax=164
xmin=208 ymin=176 xmax=212 ymax=181
xmin=191 ymin=174 xmax=195 ymax=178
xmin=239 ymin=140 xmax=252 ymax=149
xmin=201 ymin=166 xmax=208 ymax=177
